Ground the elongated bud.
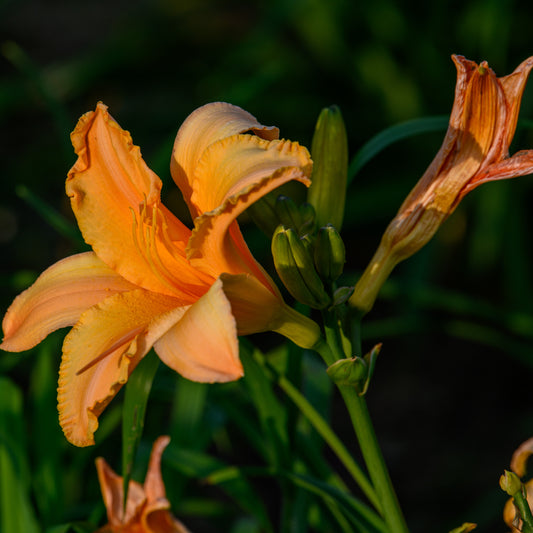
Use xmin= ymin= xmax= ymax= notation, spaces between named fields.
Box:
xmin=314 ymin=224 xmax=346 ymax=282
xmin=272 ymin=225 xmax=331 ymax=309
xmin=308 ymin=105 xmax=348 ymax=230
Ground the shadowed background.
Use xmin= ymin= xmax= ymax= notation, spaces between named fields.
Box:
xmin=2 ymin=1 xmax=533 ymax=532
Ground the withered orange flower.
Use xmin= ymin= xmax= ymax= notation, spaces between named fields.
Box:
xmin=1 ymin=102 xmax=320 ymax=446
xmin=350 ymin=54 xmax=533 ymax=314
xmin=96 ymin=436 xmax=189 ymax=533
xmin=503 ymin=437 xmax=533 ymax=532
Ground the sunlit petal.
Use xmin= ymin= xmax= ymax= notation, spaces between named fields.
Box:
xmin=154 ymin=278 xmax=242 ymax=383
xmin=1 ymin=252 xmax=136 ymax=352
xmin=67 ymin=102 xmax=210 ymax=297
xmin=187 ymin=135 xmax=312 ymax=277
xmin=58 ymin=289 xmax=186 ymax=446
xmin=170 ymin=102 xmax=279 ymax=217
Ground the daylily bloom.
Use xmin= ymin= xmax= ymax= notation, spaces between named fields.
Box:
xmin=96 ymin=435 xmax=189 ymax=532
xmin=503 ymin=437 xmax=533 ymax=532
xmin=1 ymin=102 xmax=320 ymax=446
xmin=349 ymin=54 xmax=533 ymax=315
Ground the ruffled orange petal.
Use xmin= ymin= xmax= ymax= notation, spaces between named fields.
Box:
xmin=58 ymin=289 xmax=188 ymax=446
xmin=96 ymin=457 xmax=146 ymax=527
xmin=154 ymin=278 xmax=242 ymax=383
xmin=170 ymin=102 xmax=279 ymax=217
xmin=1 ymin=252 xmax=137 ymax=352
xmin=67 ymin=102 xmax=211 ymax=298
xmin=187 ymin=135 xmax=312 ymax=277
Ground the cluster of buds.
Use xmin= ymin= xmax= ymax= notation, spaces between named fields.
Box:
xmin=268 ymin=105 xmax=352 ymax=311
xmin=271 ymin=196 xmax=347 ymax=309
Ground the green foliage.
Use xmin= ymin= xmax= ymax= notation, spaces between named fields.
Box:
xmin=2 ymin=1 xmax=533 ymax=532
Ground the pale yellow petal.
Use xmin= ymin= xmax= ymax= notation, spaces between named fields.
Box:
xmin=154 ymin=278 xmax=242 ymax=383
xmin=187 ymin=135 xmax=312 ymax=278
xmin=1 ymin=252 xmax=136 ymax=352
xmin=170 ymin=102 xmax=279 ymax=217
xmin=58 ymin=289 xmax=186 ymax=446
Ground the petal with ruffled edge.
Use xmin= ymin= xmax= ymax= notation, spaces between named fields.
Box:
xmin=1 ymin=252 xmax=137 ymax=352
xmin=154 ymin=278 xmax=242 ymax=383
xmin=58 ymin=289 xmax=190 ymax=446
xmin=187 ymin=135 xmax=312 ymax=278
xmin=67 ymin=102 xmax=212 ymax=298
xmin=170 ymin=102 xmax=279 ymax=217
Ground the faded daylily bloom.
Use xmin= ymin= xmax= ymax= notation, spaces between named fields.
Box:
xmin=504 ymin=437 xmax=533 ymax=532
xmin=96 ymin=436 xmax=189 ymax=533
xmin=1 ymin=102 xmax=320 ymax=446
xmin=349 ymin=55 xmax=533 ymax=315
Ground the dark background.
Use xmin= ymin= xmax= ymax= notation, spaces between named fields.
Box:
xmin=2 ymin=1 xmax=533 ymax=531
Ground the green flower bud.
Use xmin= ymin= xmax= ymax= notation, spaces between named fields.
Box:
xmin=308 ymin=105 xmax=348 ymax=230
xmin=332 ymin=286 xmax=354 ymax=307
xmin=272 ymin=225 xmax=331 ymax=309
xmin=327 ymin=344 xmax=380 ymax=395
xmin=500 ymin=470 xmax=523 ymax=497
xmin=246 ymin=193 xmax=280 ymax=237
xmin=314 ymin=224 xmax=346 ymax=282
xmin=275 ymin=195 xmax=303 ymax=233
xmin=298 ymin=202 xmax=317 ymax=236
xmin=327 ymin=357 xmax=368 ymax=387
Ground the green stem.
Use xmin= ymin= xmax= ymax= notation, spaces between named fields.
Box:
xmin=277 ymin=373 xmax=381 ymax=511
xmin=316 ymin=313 xmax=410 ymax=533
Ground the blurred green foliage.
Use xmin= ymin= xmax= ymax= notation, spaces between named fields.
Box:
xmin=2 ymin=0 xmax=533 ymax=532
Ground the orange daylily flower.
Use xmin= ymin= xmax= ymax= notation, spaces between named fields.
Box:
xmin=1 ymin=102 xmax=320 ymax=446
xmin=503 ymin=437 xmax=533 ymax=532
xmin=96 ymin=436 xmax=189 ymax=533
xmin=349 ymin=54 xmax=533 ymax=314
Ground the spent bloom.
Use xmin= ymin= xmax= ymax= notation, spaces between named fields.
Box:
xmin=1 ymin=102 xmax=320 ymax=446
xmin=503 ymin=437 xmax=533 ymax=532
xmin=96 ymin=436 xmax=189 ymax=533
xmin=349 ymin=54 xmax=533 ymax=315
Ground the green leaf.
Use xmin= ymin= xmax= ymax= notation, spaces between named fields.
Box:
xmin=280 ymin=471 xmax=387 ymax=533
xmin=121 ymin=349 xmax=160 ymax=508
xmin=239 ymin=341 xmax=289 ymax=467
xmin=0 ymin=377 xmax=40 ymax=533
xmin=348 ymin=115 xmax=449 ymax=184
xmin=30 ymin=341 xmax=65 ymax=524
xmin=165 ymin=447 xmax=274 ymax=533
xmin=16 ymin=185 xmax=86 ymax=248
xmin=170 ymin=377 xmax=208 ymax=449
